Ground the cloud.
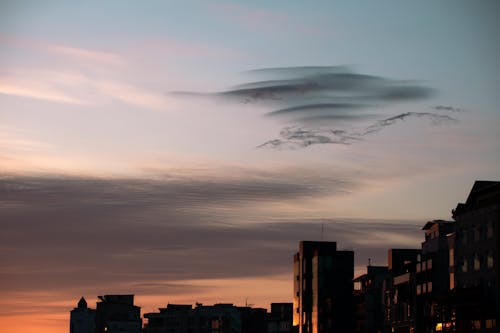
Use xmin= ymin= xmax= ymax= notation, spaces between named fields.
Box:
xmin=0 ymin=81 xmax=87 ymax=105
xmin=0 ymin=69 xmax=170 ymax=110
xmin=259 ymin=112 xmax=458 ymax=149
xmin=0 ymin=173 xmax=430 ymax=322
xmin=0 ymin=174 xmax=423 ymax=293
xmin=48 ymin=44 xmax=125 ymax=66
xmin=433 ymin=105 xmax=464 ymax=112
xmin=0 ymin=33 xmax=125 ymax=66
xmin=218 ymin=66 xmax=435 ymax=112
xmin=0 ymin=172 xmax=353 ymax=213
xmin=174 ymin=66 xmax=462 ymax=149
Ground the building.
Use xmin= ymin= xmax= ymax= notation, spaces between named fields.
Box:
xmin=384 ymin=249 xmax=420 ymax=333
xmin=70 ymin=297 xmax=95 ymax=333
xmin=94 ymin=295 xmax=142 ymax=333
xmin=268 ymin=303 xmax=293 ymax=333
xmin=452 ymin=180 xmax=500 ymax=331
xmin=293 ymin=241 xmax=354 ymax=333
xmin=143 ymin=303 xmax=268 ymax=333
xmin=353 ymin=265 xmax=389 ymax=333
xmin=415 ymin=220 xmax=455 ymax=333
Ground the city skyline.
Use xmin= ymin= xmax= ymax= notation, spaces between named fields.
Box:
xmin=1 ymin=1 xmax=500 ymax=332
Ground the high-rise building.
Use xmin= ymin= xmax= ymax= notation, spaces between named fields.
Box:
xmin=293 ymin=241 xmax=354 ymax=333
xmin=70 ymin=297 xmax=95 ymax=333
xmin=94 ymin=295 xmax=142 ymax=333
xmin=452 ymin=180 xmax=500 ymax=331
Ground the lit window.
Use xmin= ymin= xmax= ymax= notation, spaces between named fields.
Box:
xmin=486 ymin=319 xmax=496 ymax=328
xmin=474 ymin=254 xmax=480 ymax=271
xmin=427 ymin=282 xmax=433 ymax=293
xmin=487 ymin=253 xmax=494 ymax=269
xmin=427 ymin=259 xmax=432 ymax=270
xmin=416 ymin=263 xmax=421 ymax=273
xmin=416 ymin=284 xmax=421 ymax=295
xmin=462 ymin=258 xmax=468 ymax=273
xmin=449 ymin=249 xmax=454 ymax=267
xmin=449 ymin=272 xmax=455 ymax=290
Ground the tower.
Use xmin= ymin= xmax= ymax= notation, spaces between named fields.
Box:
xmin=293 ymin=241 xmax=354 ymax=333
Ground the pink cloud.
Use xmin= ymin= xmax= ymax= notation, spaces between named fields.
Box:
xmin=0 ymin=33 xmax=125 ymax=66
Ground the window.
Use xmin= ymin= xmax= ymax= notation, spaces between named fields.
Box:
xmin=416 ymin=284 xmax=421 ymax=295
xmin=416 ymin=262 xmax=421 ymax=273
xmin=354 ymin=281 xmax=362 ymax=291
xmin=462 ymin=258 xmax=468 ymax=273
xmin=474 ymin=254 xmax=480 ymax=271
xmin=449 ymin=272 xmax=455 ymax=290
xmin=427 ymin=282 xmax=433 ymax=293
xmin=487 ymin=252 xmax=494 ymax=269
xmin=486 ymin=319 xmax=496 ymax=328
xmin=427 ymin=259 xmax=433 ymax=270
xmin=449 ymin=249 xmax=454 ymax=267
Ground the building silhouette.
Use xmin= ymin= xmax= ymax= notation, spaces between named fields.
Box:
xmin=383 ymin=248 xmax=420 ymax=333
xmin=452 ymin=180 xmax=500 ymax=331
xmin=68 ymin=180 xmax=499 ymax=333
xmin=143 ymin=302 xmax=268 ymax=333
xmin=268 ymin=303 xmax=293 ymax=333
xmin=415 ymin=220 xmax=455 ymax=333
xmin=293 ymin=241 xmax=354 ymax=333
xmin=94 ymin=295 xmax=142 ymax=333
xmin=70 ymin=297 xmax=95 ymax=333
xmin=353 ymin=265 xmax=389 ymax=333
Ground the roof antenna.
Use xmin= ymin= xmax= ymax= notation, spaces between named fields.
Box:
xmin=368 ymin=258 xmax=372 ymax=266
xmin=321 ymin=223 xmax=325 ymax=241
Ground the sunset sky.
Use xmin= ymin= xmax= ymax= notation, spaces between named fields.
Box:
xmin=1 ymin=1 xmax=500 ymax=332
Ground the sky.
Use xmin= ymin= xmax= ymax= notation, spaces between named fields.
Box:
xmin=1 ymin=1 xmax=500 ymax=332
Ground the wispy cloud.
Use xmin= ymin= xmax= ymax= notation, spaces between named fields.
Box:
xmin=0 ymin=173 xmax=422 ymax=299
xmin=0 ymin=81 xmax=87 ymax=105
xmin=0 ymin=33 xmax=125 ymax=66
xmin=175 ymin=66 xmax=463 ymax=149
xmin=259 ymin=112 xmax=458 ymax=149
xmin=0 ymin=69 xmax=170 ymax=110
xmin=48 ymin=44 xmax=125 ymax=66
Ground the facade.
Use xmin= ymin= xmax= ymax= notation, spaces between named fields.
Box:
xmin=452 ymin=181 xmax=500 ymax=331
xmin=293 ymin=241 xmax=354 ymax=333
xmin=353 ymin=266 xmax=389 ymax=333
xmin=70 ymin=297 xmax=95 ymax=333
xmin=268 ymin=303 xmax=293 ymax=333
xmin=384 ymin=249 xmax=420 ymax=333
xmin=143 ymin=303 xmax=268 ymax=333
xmin=94 ymin=295 xmax=142 ymax=333
xmin=415 ymin=220 xmax=455 ymax=333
